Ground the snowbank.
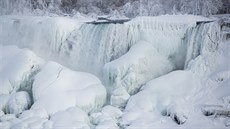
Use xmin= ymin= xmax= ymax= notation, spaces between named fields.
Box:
xmin=32 ymin=61 xmax=107 ymax=115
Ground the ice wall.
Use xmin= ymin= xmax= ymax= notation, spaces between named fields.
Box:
xmin=184 ymin=21 xmax=221 ymax=69
xmin=0 ymin=16 xmax=82 ymax=62
xmin=62 ymin=15 xmax=211 ymax=75
xmin=61 ymin=23 xmax=137 ymax=74
xmin=0 ymin=15 xmax=211 ymax=76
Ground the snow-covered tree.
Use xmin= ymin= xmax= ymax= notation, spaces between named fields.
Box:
xmin=0 ymin=0 xmax=225 ymax=17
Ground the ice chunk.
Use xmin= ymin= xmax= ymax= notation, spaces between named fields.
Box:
xmin=32 ymin=61 xmax=107 ymax=115
xmin=5 ymin=91 xmax=31 ymax=115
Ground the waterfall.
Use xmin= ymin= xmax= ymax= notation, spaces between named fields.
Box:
xmin=60 ymin=23 xmax=136 ymax=74
xmin=60 ymin=16 xmax=197 ymax=75
xmin=0 ymin=15 xmax=212 ymax=76
xmin=184 ymin=21 xmax=221 ymax=69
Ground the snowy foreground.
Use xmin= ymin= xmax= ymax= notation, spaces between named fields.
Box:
xmin=0 ymin=15 xmax=230 ymax=129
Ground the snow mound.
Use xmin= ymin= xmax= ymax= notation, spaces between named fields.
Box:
xmin=0 ymin=45 xmax=44 ymax=95
xmin=50 ymin=107 xmax=90 ymax=129
xmin=103 ymin=41 xmax=174 ymax=107
xmin=32 ymin=61 xmax=107 ymax=115
xmin=90 ymin=105 xmax=122 ymax=129
xmin=19 ymin=108 xmax=48 ymax=120
xmin=110 ymin=87 xmax=130 ymax=108
xmin=125 ymin=70 xmax=198 ymax=112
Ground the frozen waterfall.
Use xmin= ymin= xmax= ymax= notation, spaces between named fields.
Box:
xmin=0 ymin=15 xmax=212 ymax=77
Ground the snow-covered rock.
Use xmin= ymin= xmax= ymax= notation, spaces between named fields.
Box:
xmin=5 ymin=91 xmax=31 ymax=115
xmin=32 ymin=61 xmax=107 ymax=115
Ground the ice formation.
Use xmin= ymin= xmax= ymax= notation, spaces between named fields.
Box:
xmin=90 ymin=105 xmax=122 ymax=129
xmin=120 ymin=20 xmax=230 ymax=128
xmin=103 ymin=15 xmax=211 ymax=107
xmin=0 ymin=16 xmax=83 ymax=69
xmin=0 ymin=45 xmax=44 ymax=95
xmin=0 ymin=14 xmax=229 ymax=129
xmin=32 ymin=61 xmax=107 ymax=115
xmin=5 ymin=91 xmax=31 ymax=115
